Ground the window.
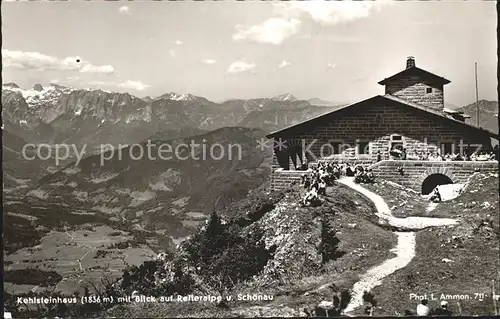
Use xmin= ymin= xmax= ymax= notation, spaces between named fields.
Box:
xmin=357 ymin=141 xmax=370 ymax=155
xmin=390 ymin=134 xmax=405 ymax=152
xmin=391 ymin=135 xmax=402 ymax=141
xmin=426 ymin=87 xmax=433 ymax=94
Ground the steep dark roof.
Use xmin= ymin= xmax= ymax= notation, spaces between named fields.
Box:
xmin=266 ymin=94 xmax=498 ymax=139
xmin=378 ymin=66 xmax=451 ymax=86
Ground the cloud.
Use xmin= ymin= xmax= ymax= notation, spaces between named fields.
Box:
xmin=2 ymin=50 xmax=59 ymax=70
xmin=49 ymin=76 xmax=79 ymax=86
xmin=118 ymin=80 xmax=150 ymax=91
xmin=233 ymin=18 xmax=302 ymax=45
xmin=2 ymin=49 xmax=115 ymax=74
xmin=233 ymin=1 xmax=388 ymax=45
xmin=78 ymin=63 xmax=114 ymax=74
xmin=118 ymin=6 xmax=130 ymax=14
xmin=89 ymin=80 xmax=150 ymax=91
xmin=233 ymin=1 xmax=389 ymax=45
xmin=226 ymin=61 xmax=256 ymax=74
xmin=174 ymin=40 xmax=183 ymax=45
xmin=275 ymin=1 xmax=390 ymax=25
xmin=169 ymin=49 xmax=176 ymax=58
xmin=278 ymin=60 xmax=291 ymax=68
xmin=202 ymin=59 xmax=217 ymax=64
xmin=327 ymin=63 xmax=337 ymax=69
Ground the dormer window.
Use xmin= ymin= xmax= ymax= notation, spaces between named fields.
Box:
xmin=426 ymin=87 xmax=432 ymax=94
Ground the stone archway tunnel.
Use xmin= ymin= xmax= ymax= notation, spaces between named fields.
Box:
xmin=421 ymin=174 xmax=453 ymax=195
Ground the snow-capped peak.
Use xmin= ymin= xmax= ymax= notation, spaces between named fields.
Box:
xmin=158 ymin=92 xmax=198 ymax=101
xmin=2 ymin=83 xmax=74 ymax=109
xmin=47 ymin=83 xmax=69 ymax=90
xmin=3 ymin=82 xmax=20 ymax=89
xmin=271 ymin=93 xmax=297 ymax=102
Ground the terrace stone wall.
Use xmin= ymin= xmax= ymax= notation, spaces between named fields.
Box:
xmin=269 ymin=160 xmax=498 ymax=192
xmin=368 ymin=160 xmax=498 ymax=193
xmin=270 ymin=169 xmax=311 ymax=191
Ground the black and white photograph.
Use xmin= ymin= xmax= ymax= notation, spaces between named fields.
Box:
xmin=2 ymin=1 xmax=499 ymax=318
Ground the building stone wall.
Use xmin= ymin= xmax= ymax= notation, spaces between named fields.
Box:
xmin=270 ymin=169 xmax=310 ymax=191
xmin=271 ymin=99 xmax=493 ymax=169
xmin=385 ymin=76 xmax=444 ymax=111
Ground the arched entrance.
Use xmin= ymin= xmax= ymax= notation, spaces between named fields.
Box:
xmin=421 ymin=174 xmax=453 ymax=195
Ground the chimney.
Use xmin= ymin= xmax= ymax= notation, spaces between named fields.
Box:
xmin=406 ymin=56 xmax=415 ymax=69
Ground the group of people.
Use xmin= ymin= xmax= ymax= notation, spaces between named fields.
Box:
xmin=469 ymin=150 xmax=498 ymax=161
xmin=300 ymin=162 xmax=375 ymax=206
xmin=421 ymin=150 xmax=496 ymax=162
xmin=387 ymin=145 xmax=499 ymax=162
xmin=353 ymin=165 xmax=376 ymax=184
xmin=414 ymin=299 xmax=453 ymax=317
xmin=300 ymin=163 xmax=336 ymax=207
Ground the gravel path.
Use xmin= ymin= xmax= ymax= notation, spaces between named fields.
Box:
xmin=337 ymin=177 xmax=458 ymax=314
xmin=337 ymin=177 xmax=458 ymax=229
xmin=426 ymin=202 xmax=439 ymax=212
xmin=343 ymin=231 xmax=416 ymax=313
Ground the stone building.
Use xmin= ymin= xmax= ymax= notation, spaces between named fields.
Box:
xmin=267 ymin=57 xmax=498 ymax=192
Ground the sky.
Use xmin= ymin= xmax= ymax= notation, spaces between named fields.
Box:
xmin=1 ymin=1 xmax=497 ymax=106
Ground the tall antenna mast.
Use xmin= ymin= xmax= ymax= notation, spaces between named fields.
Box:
xmin=475 ymin=62 xmax=479 ymax=127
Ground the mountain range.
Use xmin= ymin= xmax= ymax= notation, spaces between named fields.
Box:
xmin=1 ymin=84 xmax=342 ymax=175
xmin=457 ymin=100 xmax=498 ymax=134
xmin=2 ymin=84 xmax=340 ymax=140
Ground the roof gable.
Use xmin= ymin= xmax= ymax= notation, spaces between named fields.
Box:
xmin=266 ymin=95 xmax=498 ymax=139
xmin=378 ymin=66 xmax=451 ymax=86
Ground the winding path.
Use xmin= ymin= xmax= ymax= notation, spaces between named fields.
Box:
xmin=336 ymin=177 xmax=459 ymax=314
xmin=337 ymin=177 xmax=458 ymax=230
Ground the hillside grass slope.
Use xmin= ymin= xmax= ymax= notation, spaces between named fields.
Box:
xmin=371 ymin=172 xmax=499 ymax=316
xmin=99 ymin=182 xmax=396 ymax=318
